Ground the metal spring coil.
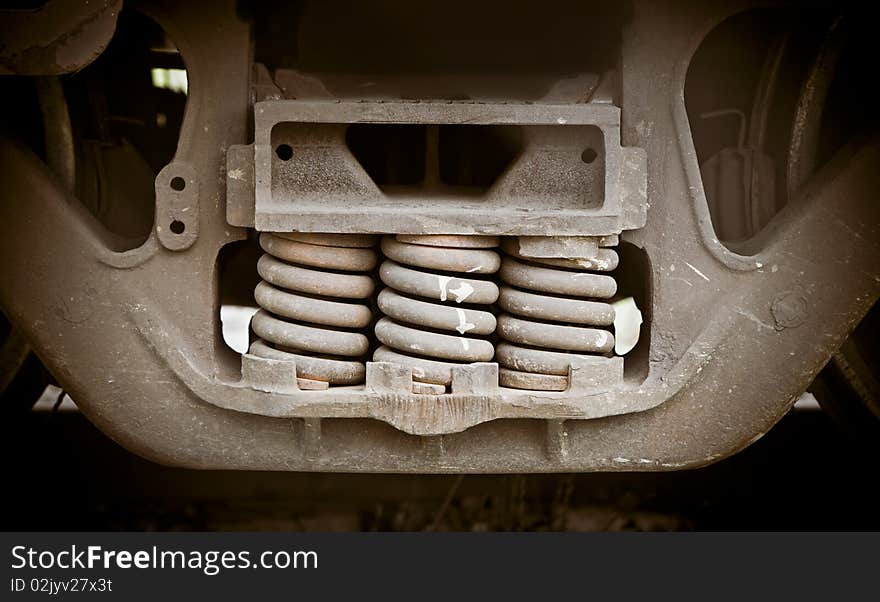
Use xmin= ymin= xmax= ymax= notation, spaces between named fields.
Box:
xmin=496 ymin=238 xmax=618 ymax=391
xmin=374 ymin=235 xmax=500 ymax=387
xmin=249 ymin=232 xmax=377 ymax=386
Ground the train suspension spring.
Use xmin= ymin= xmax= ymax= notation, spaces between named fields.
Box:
xmin=249 ymin=232 xmax=377 ymax=387
xmin=496 ymin=238 xmax=619 ymax=391
xmin=374 ymin=235 xmax=500 ymax=388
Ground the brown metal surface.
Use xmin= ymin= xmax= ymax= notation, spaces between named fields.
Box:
xmin=0 ymin=0 xmax=122 ymax=75
xmin=0 ymin=0 xmax=877 ymax=472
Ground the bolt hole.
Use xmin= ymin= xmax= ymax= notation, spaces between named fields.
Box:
xmin=170 ymin=176 xmax=186 ymax=191
xmin=275 ymin=144 xmax=293 ymax=161
xmin=581 ymin=148 xmax=598 ymax=164
xmin=170 ymin=220 xmax=186 ymax=234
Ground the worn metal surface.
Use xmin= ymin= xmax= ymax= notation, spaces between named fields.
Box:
xmin=0 ymin=0 xmax=122 ymax=76
xmin=227 ymin=101 xmax=647 ymax=236
xmin=0 ymin=0 xmax=878 ymax=471
xmin=786 ymin=16 xmax=847 ymax=201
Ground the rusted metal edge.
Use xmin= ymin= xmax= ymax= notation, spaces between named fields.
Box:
xmin=0 ymin=0 xmax=122 ymax=76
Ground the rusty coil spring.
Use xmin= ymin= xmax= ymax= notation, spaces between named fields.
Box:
xmin=496 ymin=239 xmax=619 ymax=391
xmin=249 ymin=232 xmax=377 ymax=386
xmin=374 ymin=235 xmax=500 ymax=387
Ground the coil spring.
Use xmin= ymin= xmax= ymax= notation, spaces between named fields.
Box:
xmin=374 ymin=235 xmax=500 ymax=387
xmin=249 ymin=232 xmax=377 ymax=386
xmin=496 ymin=238 xmax=619 ymax=391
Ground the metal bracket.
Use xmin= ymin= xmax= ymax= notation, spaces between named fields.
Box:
xmin=155 ymin=161 xmax=199 ymax=251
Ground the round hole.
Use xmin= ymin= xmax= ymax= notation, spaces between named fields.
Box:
xmin=581 ymin=148 xmax=598 ymax=164
xmin=170 ymin=220 xmax=186 ymax=234
xmin=275 ymin=144 xmax=293 ymax=161
xmin=170 ymin=176 xmax=186 ymax=191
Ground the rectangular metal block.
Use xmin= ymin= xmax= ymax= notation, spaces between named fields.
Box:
xmin=242 ymin=353 xmax=299 ymax=394
xmin=451 ymin=363 xmax=499 ymax=396
xmin=366 ymin=361 xmax=414 ymax=394
xmin=226 ymin=100 xmax=647 ymax=236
